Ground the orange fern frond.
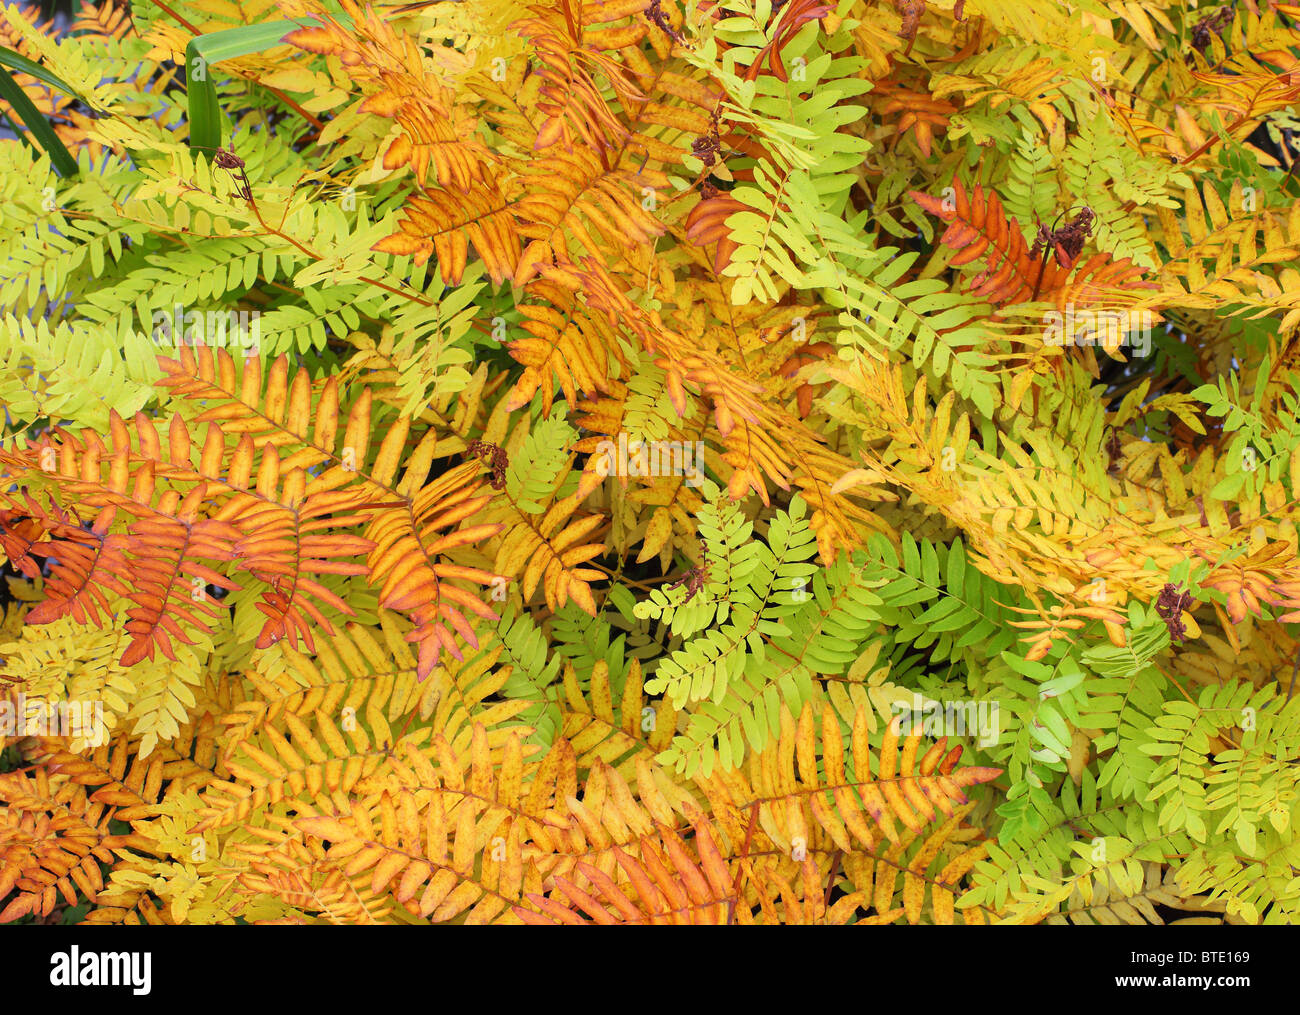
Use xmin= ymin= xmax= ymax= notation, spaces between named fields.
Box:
xmin=283 ymin=0 xmax=497 ymax=193
xmin=911 ymin=178 xmax=1066 ymax=305
xmin=0 ymin=736 xmax=159 ymax=924
xmin=514 ymin=0 xmax=646 ymax=155
xmin=505 ymin=274 xmax=627 ymax=412
xmin=371 ymin=180 xmax=520 ymax=286
xmin=366 ymin=459 xmax=503 ymax=679
xmin=513 ymin=147 xmax=665 ymax=282
xmin=515 ymin=814 xmax=736 ymax=925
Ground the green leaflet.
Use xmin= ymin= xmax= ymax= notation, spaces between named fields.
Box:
xmin=506 ymin=402 xmax=578 ymax=513
xmin=0 ymin=315 xmax=156 ymax=432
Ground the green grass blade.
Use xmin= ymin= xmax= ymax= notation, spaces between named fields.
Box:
xmin=185 ymin=15 xmax=351 ymax=155
xmin=0 ymin=44 xmax=84 ymax=98
xmin=0 ymin=64 xmax=78 ymax=177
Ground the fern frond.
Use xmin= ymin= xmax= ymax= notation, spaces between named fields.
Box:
xmin=0 ymin=734 xmax=159 ymax=923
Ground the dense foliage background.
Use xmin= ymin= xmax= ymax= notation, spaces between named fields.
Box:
xmin=2 ymin=0 xmax=1300 ymax=924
